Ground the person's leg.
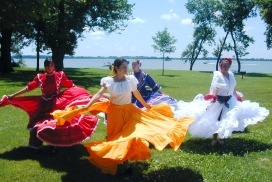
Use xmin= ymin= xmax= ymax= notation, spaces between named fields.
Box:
xmin=28 ymin=128 xmax=43 ymax=149
xmin=211 ymin=133 xmax=218 ymax=146
xmin=50 ymin=146 xmax=58 ymax=154
xmin=218 ymin=138 xmax=224 ymax=145
xmin=118 ymin=161 xmax=133 ymax=175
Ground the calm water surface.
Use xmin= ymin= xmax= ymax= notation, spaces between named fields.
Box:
xmin=22 ymin=58 xmax=272 ymax=74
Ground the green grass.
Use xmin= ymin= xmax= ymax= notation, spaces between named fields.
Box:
xmin=0 ymin=68 xmax=271 ymax=182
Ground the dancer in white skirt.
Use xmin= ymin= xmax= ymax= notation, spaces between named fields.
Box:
xmin=174 ymin=58 xmax=269 ymax=145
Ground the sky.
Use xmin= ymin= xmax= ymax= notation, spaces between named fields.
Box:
xmin=22 ymin=0 xmax=272 ymax=59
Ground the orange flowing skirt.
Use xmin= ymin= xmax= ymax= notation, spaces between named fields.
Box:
xmin=82 ymin=101 xmax=193 ymax=175
xmin=51 ymin=101 xmax=193 ymax=175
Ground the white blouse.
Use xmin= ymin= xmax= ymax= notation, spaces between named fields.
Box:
xmin=210 ymin=71 xmax=236 ymax=96
xmin=101 ymin=75 xmax=138 ymax=105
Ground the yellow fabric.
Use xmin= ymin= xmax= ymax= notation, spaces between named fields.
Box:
xmin=52 ymin=102 xmax=193 ymax=175
xmin=51 ymin=100 xmax=109 ymax=126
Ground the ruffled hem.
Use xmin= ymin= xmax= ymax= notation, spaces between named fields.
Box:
xmin=36 ymin=114 xmax=99 ymax=147
xmin=174 ymin=94 xmax=269 ymax=139
xmin=83 ymin=103 xmax=193 ymax=175
xmin=217 ymin=101 xmax=270 ymax=138
xmin=0 ymin=87 xmax=102 ymax=146
xmin=85 ymin=138 xmax=151 ymax=175
xmin=174 ymin=94 xmax=211 ymax=119
xmin=134 ymin=92 xmax=178 ymax=109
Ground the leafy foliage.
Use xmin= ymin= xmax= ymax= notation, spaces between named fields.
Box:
xmin=152 ymin=27 xmax=177 ymax=75
xmin=214 ymin=0 xmax=256 ymax=72
xmin=0 ymin=0 xmax=134 ymax=72
xmin=183 ymin=0 xmax=218 ymax=70
xmin=255 ymin=0 xmax=272 ymax=49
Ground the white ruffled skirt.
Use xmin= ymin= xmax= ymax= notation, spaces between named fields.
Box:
xmin=174 ymin=94 xmax=269 ymax=139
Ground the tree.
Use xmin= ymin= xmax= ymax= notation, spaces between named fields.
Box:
xmin=182 ymin=26 xmax=214 ymax=70
xmin=255 ymin=0 xmax=272 ymax=49
xmin=35 ymin=0 xmax=134 ymax=71
xmin=0 ymin=0 xmax=41 ymax=73
xmin=152 ymin=27 xmax=177 ymax=76
xmin=0 ymin=0 xmax=134 ymax=72
xmin=214 ymin=0 xmax=256 ymax=72
xmin=183 ymin=0 xmax=218 ymax=70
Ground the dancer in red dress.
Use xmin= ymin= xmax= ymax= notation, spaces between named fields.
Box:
xmin=0 ymin=58 xmax=100 ymax=152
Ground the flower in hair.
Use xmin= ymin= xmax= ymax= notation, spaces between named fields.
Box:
xmin=220 ymin=57 xmax=232 ymax=65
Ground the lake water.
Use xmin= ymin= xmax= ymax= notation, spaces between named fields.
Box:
xmin=21 ymin=58 xmax=272 ymax=74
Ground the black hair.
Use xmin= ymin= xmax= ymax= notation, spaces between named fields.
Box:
xmin=44 ymin=58 xmax=54 ymax=67
xmin=132 ymin=59 xmax=141 ymax=66
xmin=109 ymin=57 xmax=129 ymax=74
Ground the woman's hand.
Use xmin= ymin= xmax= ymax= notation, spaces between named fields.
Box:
xmin=144 ymin=103 xmax=151 ymax=109
xmin=8 ymin=94 xmax=14 ymax=99
xmin=77 ymin=105 xmax=88 ymax=109
xmin=204 ymin=94 xmax=216 ymax=103
xmin=237 ymin=95 xmax=243 ymax=102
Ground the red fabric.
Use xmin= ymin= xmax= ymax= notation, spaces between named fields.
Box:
xmin=237 ymin=96 xmax=243 ymax=102
xmin=36 ymin=114 xmax=98 ymax=147
xmin=0 ymin=95 xmax=43 ymax=123
xmin=0 ymin=87 xmax=101 ymax=146
xmin=204 ymin=94 xmax=216 ymax=103
xmin=27 ymin=71 xmax=74 ymax=100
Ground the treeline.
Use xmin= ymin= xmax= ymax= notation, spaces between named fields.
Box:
xmin=0 ymin=0 xmax=134 ymax=72
xmin=1 ymin=1 xmax=272 ymax=73
xmin=13 ymin=55 xmax=272 ymax=62
xmin=181 ymin=0 xmax=272 ymax=72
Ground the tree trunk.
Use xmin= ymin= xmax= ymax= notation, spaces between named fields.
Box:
xmin=190 ymin=38 xmax=205 ymax=71
xmin=190 ymin=34 xmax=206 ymax=71
xmin=52 ymin=48 xmax=65 ymax=71
xmin=189 ymin=43 xmax=196 ymax=71
xmin=0 ymin=29 xmax=13 ymax=73
xmin=230 ymin=32 xmax=241 ymax=73
xmin=36 ymin=32 xmax=40 ymax=72
xmin=216 ymin=32 xmax=229 ymax=70
xmin=162 ymin=52 xmax=165 ymax=76
xmin=51 ymin=0 xmax=65 ymax=71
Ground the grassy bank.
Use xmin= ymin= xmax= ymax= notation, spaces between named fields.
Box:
xmin=0 ymin=68 xmax=271 ymax=182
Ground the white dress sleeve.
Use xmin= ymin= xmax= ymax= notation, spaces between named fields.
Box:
xmin=210 ymin=71 xmax=236 ymax=96
xmin=100 ymin=76 xmax=137 ymax=105
xmin=210 ymin=71 xmax=228 ymax=92
xmin=100 ymin=76 xmax=112 ymax=87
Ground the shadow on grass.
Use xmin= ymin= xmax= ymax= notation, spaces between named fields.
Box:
xmin=242 ymin=73 xmax=272 ymax=78
xmin=0 ymin=70 xmax=37 ymax=87
xmin=0 ymin=145 xmax=203 ymax=182
xmin=199 ymin=71 xmax=213 ymax=74
xmin=182 ymin=137 xmax=272 ymax=156
xmin=157 ymin=74 xmax=176 ymax=77
xmin=0 ymin=68 xmax=106 ymax=90
xmin=137 ymin=167 xmax=203 ymax=182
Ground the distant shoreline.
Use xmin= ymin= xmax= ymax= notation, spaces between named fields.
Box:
xmin=12 ymin=55 xmax=272 ymax=62
xmin=19 ymin=58 xmax=272 ymax=73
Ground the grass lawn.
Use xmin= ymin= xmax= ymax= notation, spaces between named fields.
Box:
xmin=0 ymin=67 xmax=271 ymax=182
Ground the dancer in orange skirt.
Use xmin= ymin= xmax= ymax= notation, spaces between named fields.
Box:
xmin=51 ymin=58 xmax=193 ymax=175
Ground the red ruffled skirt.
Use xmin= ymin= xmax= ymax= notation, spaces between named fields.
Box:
xmin=0 ymin=86 xmax=101 ymax=146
